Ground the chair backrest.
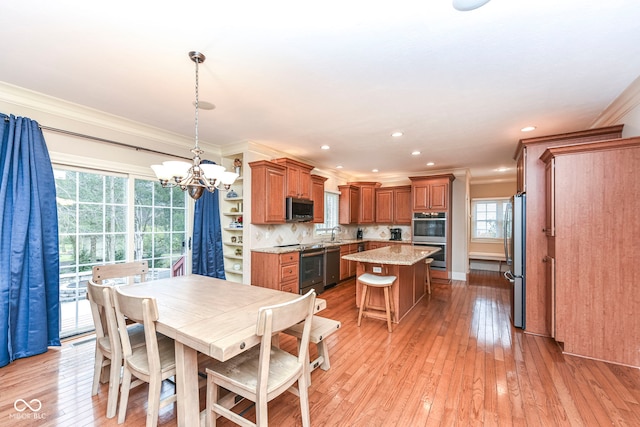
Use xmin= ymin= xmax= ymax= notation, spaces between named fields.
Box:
xmin=255 ymin=290 xmax=316 ymax=389
xmin=87 ymin=279 xmax=122 ymax=358
xmin=113 ymin=287 xmax=161 ymax=372
xmin=93 ymin=261 xmax=149 ymax=285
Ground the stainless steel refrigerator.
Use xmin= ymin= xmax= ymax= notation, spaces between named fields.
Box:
xmin=504 ymin=193 xmax=525 ymax=329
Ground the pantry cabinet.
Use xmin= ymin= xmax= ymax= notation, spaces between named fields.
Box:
xmin=540 ymin=137 xmax=640 ymax=367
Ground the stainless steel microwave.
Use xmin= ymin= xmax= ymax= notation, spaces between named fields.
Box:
xmin=286 ymin=197 xmax=314 ymax=222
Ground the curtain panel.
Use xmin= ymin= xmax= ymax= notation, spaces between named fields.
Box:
xmin=191 ymin=160 xmax=226 ymax=279
xmin=0 ymin=113 xmax=60 ymax=367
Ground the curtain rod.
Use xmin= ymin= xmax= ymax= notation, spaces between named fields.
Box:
xmin=39 ymin=125 xmax=191 ymax=160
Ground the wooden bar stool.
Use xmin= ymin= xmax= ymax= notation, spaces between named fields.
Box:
xmin=425 ymin=258 xmax=433 ymax=295
xmin=357 ymin=273 xmax=397 ymax=332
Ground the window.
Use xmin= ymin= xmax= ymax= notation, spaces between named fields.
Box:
xmin=471 ymin=198 xmax=509 ymax=241
xmin=55 ymin=167 xmax=188 ymax=338
xmin=315 ymin=191 xmax=340 ymax=235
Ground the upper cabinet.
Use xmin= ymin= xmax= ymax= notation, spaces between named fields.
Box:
xmin=249 ymin=160 xmax=286 ymax=224
xmin=375 ymin=185 xmax=411 ymax=224
xmin=311 ymin=175 xmax=328 ymax=223
xmin=409 ymin=174 xmax=455 ymax=212
xmin=273 ymin=158 xmax=314 ymax=199
xmin=338 ymin=184 xmax=359 ymax=225
xmin=354 ymin=182 xmax=380 ymax=224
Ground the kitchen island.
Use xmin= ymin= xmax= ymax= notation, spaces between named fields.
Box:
xmin=342 ymin=245 xmax=440 ymax=323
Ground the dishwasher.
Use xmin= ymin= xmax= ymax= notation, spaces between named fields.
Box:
xmin=324 ymin=246 xmax=341 ymax=289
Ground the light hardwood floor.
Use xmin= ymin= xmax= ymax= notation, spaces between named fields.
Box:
xmin=1 ymin=270 xmax=639 ymax=426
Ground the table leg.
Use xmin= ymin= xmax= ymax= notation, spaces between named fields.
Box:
xmin=175 ymin=341 xmax=200 ymax=427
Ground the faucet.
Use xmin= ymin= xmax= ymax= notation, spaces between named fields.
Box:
xmin=330 ymin=226 xmax=342 ymax=242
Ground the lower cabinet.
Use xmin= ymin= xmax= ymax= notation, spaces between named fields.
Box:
xmin=251 ymin=251 xmax=300 ymax=294
xmin=339 ymin=244 xmax=358 ymax=281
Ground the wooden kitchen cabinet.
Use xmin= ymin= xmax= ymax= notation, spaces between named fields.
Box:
xmin=375 ymin=185 xmax=411 ymax=224
xmin=273 ymin=158 xmax=314 ymax=199
xmin=540 ymin=136 xmax=640 ymax=367
xmin=339 ymin=243 xmax=358 ymax=280
xmin=338 ymin=184 xmax=359 ymax=225
xmin=251 ymin=251 xmax=300 ymax=294
xmin=311 ymin=175 xmax=327 ymax=223
xmin=249 ymin=160 xmax=286 ymax=224
xmin=354 ymin=182 xmax=380 ymax=223
xmin=513 ymin=125 xmax=624 ymax=337
xmin=409 ymin=174 xmax=454 ymax=212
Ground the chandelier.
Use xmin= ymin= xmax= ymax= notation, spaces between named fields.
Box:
xmin=151 ymin=51 xmax=238 ymax=200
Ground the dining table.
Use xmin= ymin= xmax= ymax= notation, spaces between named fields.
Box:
xmin=118 ymin=274 xmax=326 ymax=426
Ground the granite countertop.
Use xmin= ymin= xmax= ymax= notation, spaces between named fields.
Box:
xmin=251 ymin=239 xmax=411 ymax=254
xmin=341 ymin=244 xmax=440 ymax=266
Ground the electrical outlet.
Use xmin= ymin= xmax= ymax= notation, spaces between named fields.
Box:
xmin=373 ymin=266 xmax=382 ymax=273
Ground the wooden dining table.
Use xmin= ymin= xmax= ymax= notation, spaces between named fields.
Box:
xmin=118 ymin=274 xmax=326 ymax=426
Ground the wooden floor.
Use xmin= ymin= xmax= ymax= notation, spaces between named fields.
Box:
xmin=2 ymin=270 xmax=639 ymax=426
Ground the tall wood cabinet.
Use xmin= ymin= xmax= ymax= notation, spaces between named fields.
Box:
xmin=540 ymin=137 xmax=640 ymax=368
xmin=513 ymin=125 xmax=624 ymax=336
xmin=338 ymin=184 xmax=359 ymax=225
xmin=409 ymin=174 xmax=454 ymax=212
xmin=311 ymin=175 xmax=327 ymax=223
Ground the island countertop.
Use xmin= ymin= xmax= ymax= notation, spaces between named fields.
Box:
xmin=342 ymin=245 xmax=440 ymax=266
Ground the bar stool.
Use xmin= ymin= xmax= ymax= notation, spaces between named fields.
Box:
xmin=357 ymin=273 xmax=397 ymax=332
xmin=425 ymin=258 xmax=434 ymax=295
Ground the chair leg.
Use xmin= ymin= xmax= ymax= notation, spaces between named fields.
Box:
xmin=383 ymin=286 xmax=393 ymax=333
xmin=117 ymin=368 xmax=132 ymax=424
xmin=318 ymin=340 xmax=330 ymax=371
xmin=106 ymin=356 xmax=121 ymax=418
xmin=92 ymin=350 xmax=104 ymax=395
xmin=256 ymin=396 xmax=269 ymax=427
xmin=426 ymin=267 xmax=432 ymax=295
xmin=205 ymin=376 xmax=217 ymax=427
xmin=357 ymin=284 xmax=368 ymax=326
xmin=146 ymin=375 xmax=162 ymax=427
xmin=298 ymin=374 xmax=311 ymax=427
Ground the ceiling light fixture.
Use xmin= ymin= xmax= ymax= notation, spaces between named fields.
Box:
xmin=453 ymin=0 xmax=491 ymax=11
xmin=321 ymin=145 xmax=330 ymax=150
xmin=426 ymin=162 xmax=435 ymax=166
xmin=372 ymin=169 xmax=379 ymax=173
xmin=391 ymin=131 xmax=404 ymax=137
xmin=151 ymin=51 xmax=238 ymax=200
xmin=521 ymin=126 xmax=537 ymax=132
xmin=411 ymin=150 xmax=421 ymax=156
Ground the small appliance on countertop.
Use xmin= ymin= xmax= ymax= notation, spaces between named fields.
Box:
xmin=390 ymin=228 xmax=402 ymax=241
xmin=356 ymin=228 xmax=363 ymax=240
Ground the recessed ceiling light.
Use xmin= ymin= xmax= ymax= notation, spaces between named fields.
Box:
xmin=453 ymin=0 xmax=491 ymax=12
xmin=494 ymin=167 xmax=509 ymax=172
xmin=193 ymin=101 xmax=215 ymax=110
xmin=426 ymin=162 xmax=435 ymax=166
xmin=391 ymin=131 xmax=403 ymax=137
xmin=336 ymin=165 xmax=343 ymax=169
xmin=411 ymin=150 xmax=421 ymax=156
xmin=321 ymin=145 xmax=330 ymax=150
xmin=372 ymin=169 xmax=379 ymax=173
xmin=521 ymin=126 xmax=536 ymax=132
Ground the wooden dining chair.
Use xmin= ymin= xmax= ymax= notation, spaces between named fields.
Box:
xmin=113 ymin=287 xmax=177 ymax=427
xmin=87 ymin=280 xmax=146 ymax=419
xmin=205 ymin=290 xmax=316 ymax=427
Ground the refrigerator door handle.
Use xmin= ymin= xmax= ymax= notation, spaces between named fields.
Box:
xmin=504 ymin=270 xmax=515 ymax=283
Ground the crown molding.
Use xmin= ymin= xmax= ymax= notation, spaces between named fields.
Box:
xmin=592 ymin=74 xmax=640 ymax=128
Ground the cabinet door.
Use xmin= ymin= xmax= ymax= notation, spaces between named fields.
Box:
xmin=359 ymin=185 xmax=376 ymax=223
xmin=311 ymin=175 xmax=327 ymax=223
xmin=412 ymin=184 xmax=429 ymax=211
xmin=375 ymin=189 xmax=393 ymax=223
xmin=394 ymin=187 xmax=412 ymax=224
xmin=429 ymin=182 xmax=448 ymax=210
xmin=298 ymin=168 xmax=312 ymax=199
xmin=249 ymin=161 xmax=286 ymax=224
xmin=284 ymin=166 xmax=301 ymax=198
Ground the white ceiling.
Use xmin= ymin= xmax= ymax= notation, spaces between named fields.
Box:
xmin=2 ymin=0 xmax=640 ymax=181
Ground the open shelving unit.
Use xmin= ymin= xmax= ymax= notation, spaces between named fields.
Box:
xmin=220 ymin=154 xmax=245 ymax=283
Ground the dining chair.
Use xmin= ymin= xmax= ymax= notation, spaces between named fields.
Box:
xmin=87 ymin=280 xmax=146 ymax=419
xmin=205 ymin=290 xmax=316 ymax=427
xmin=113 ymin=287 xmax=177 ymax=427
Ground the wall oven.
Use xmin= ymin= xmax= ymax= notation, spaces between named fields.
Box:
xmin=412 ymin=212 xmax=446 ymax=243
xmin=414 ymin=242 xmax=446 ymax=269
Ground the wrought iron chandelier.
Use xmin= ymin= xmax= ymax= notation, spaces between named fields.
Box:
xmin=151 ymin=51 xmax=238 ymax=200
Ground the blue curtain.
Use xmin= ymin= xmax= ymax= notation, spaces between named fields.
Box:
xmin=0 ymin=113 xmax=60 ymax=368
xmin=192 ymin=160 xmax=226 ymax=279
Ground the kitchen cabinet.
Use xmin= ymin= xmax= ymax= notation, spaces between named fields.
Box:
xmin=249 ymin=160 xmax=286 ymax=224
xmin=273 ymin=158 xmax=314 ymax=199
xmin=338 ymin=184 xmax=359 ymax=225
xmin=409 ymin=175 xmax=454 ymax=212
xmin=354 ymin=182 xmax=380 ymax=223
xmin=513 ymin=125 xmax=624 ymax=337
xmin=339 ymin=243 xmax=358 ymax=280
xmin=375 ymin=185 xmax=411 ymax=224
xmin=540 ymin=136 xmax=640 ymax=367
xmin=251 ymin=251 xmax=300 ymax=294
xmin=311 ymin=175 xmax=327 ymax=223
